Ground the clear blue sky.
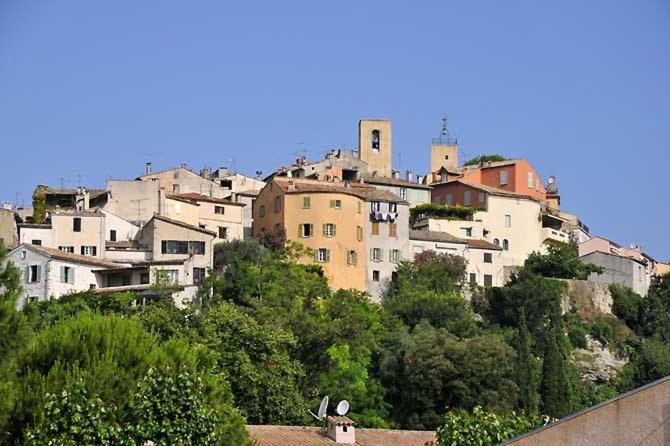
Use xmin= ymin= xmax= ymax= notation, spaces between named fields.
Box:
xmin=1 ymin=1 xmax=668 ymax=259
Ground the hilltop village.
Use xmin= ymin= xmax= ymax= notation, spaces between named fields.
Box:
xmin=1 ymin=118 xmax=666 ymax=305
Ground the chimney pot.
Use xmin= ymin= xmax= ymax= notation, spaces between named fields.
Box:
xmin=405 ymin=170 xmax=413 ymax=182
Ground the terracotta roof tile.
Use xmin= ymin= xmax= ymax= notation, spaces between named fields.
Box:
xmin=13 ymin=244 xmax=126 ymax=269
xmin=360 ymin=174 xmax=431 ymax=190
xmin=409 ymin=229 xmax=467 ymax=244
xmin=246 ymin=425 xmax=436 ymax=446
xmin=151 ymin=214 xmax=217 ymax=237
xmin=467 ymin=239 xmax=502 ymax=250
xmin=438 ymin=179 xmax=542 ymax=203
xmin=272 ymin=178 xmax=408 ymax=204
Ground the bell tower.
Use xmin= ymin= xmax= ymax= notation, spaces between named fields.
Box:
xmin=358 ymin=119 xmax=392 ymax=178
xmin=431 ymin=116 xmax=459 ymax=173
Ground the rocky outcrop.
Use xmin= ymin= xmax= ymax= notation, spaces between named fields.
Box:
xmin=571 ymin=336 xmax=627 ymax=383
xmin=560 ymin=279 xmax=612 ymax=315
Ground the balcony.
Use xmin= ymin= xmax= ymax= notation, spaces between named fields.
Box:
xmin=542 ymin=227 xmax=569 ymax=243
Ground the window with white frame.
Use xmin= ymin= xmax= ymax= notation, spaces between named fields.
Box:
xmin=371 ymin=201 xmax=381 ymax=212
xmin=446 ymin=194 xmax=453 ymax=206
xmin=164 ymin=269 xmax=179 ymax=284
xmin=500 ymin=171 xmax=508 ymax=185
xmin=316 ymin=248 xmax=330 ymax=263
xmin=390 ymin=249 xmax=401 ymax=263
xmin=347 ymin=250 xmax=357 ymax=265
xmin=300 ymin=223 xmax=313 ymax=238
xmin=27 ymin=265 xmax=41 ymax=283
xmin=81 ymin=246 xmax=97 ymax=256
xmin=323 ymin=223 xmax=336 ymax=238
xmin=60 ymin=266 xmax=75 ymax=284
xmin=371 ymin=248 xmax=383 ymax=262
xmin=59 ymin=246 xmax=74 ymax=253
xmin=389 ymin=202 xmax=397 ymax=213
xmin=505 ymin=214 xmax=511 ymax=228
xmin=461 ymin=227 xmax=473 ymax=237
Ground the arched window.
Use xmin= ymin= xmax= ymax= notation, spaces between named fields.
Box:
xmin=371 ymin=130 xmax=380 ymax=150
xmin=503 ymin=239 xmax=509 ymax=251
xmin=493 ymin=238 xmax=500 ymax=247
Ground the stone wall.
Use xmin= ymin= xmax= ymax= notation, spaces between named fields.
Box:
xmin=560 ymin=279 xmax=612 ymax=315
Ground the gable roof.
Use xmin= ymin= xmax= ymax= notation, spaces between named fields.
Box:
xmin=271 ymin=178 xmax=408 ymax=204
xmin=149 ymin=214 xmax=217 ymax=237
xmin=171 ymin=192 xmax=245 ymax=206
xmin=409 ymin=229 xmax=467 ymax=244
xmin=246 ymin=425 xmax=435 ymax=446
xmin=360 ymin=174 xmax=431 ymax=190
xmin=467 ymin=239 xmax=502 ymax=250
xmin=438 ymin=179 xmax=543 ymax=203
xmin=11 ymin=244 xmax=126 ymax=269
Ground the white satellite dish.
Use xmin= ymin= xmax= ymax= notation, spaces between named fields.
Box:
xmin=308 ymin=395 xmax=329 ymax=421
xmin=336 ymin=400 xmax=349 ymax=416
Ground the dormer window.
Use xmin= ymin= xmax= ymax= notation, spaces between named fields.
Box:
xmin=371 ymin=130 xmax=380 ymax=150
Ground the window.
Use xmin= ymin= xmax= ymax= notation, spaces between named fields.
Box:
xmin=399 ymin=188 xmax=407 ymax=200
xmin=357 ymin=226 xmax=363 ymax=241
xmin=28 ymin=265 xmax=41 ymax=283
xmin=274 ymin=196 xmax=281 ymax=213
xmin=389 ymin=203 xmax=397 ymax=213
xmin=140 ymin=273 xmax=150 ymax=284
xmin=109 ymin=229 xmax=117 ymax=242
xmin=259 ymin=205 xmax=265 ymax=217
xmin=31 ymin=239 xmax=42 ymax=246
xmin=389 ymin=223 xmax=397 ymax=238
xmin=500 ymin=171 xmax=508 ymax=185
xmin=469 ymin=273 xmax=477 ymax=285
xmin=160 ymin=240 xmax=203 ymax=255
xmin=505 ymin=214 xmax=511 ymax=228
xmin=190 ymin=241 xmax=206 ymax=255
xmin=164 ymin=269 xmax=179 ymax=284
xmin=199 ymin=224 xmax=207 ymax=229
xmin=440 ymin=172 xmax=448 ymax=183
xmin=478 ymin=192 xmax=486 ymax=203
xmin=347 ymin=250 xmax=358 ymax=265
xmin=391 ymin=271 xmax=398 ymax=282
xmin=371 ymin=201 xmax=381 ymax=212
xmin=323 ymin=223 xmax=336 ymax=238
xmin=316 ymin=248 xmax=330 ymax=263
xmin=20 ymin=250 xmax=26 ymax=259
xmin=527 ymin=172 xmax=534 ymax=188
xmin=371 ymin=248 xmax=383 ymax=262
xmin=60 ymin=266 xmax=75 ymax=284
xmin=493 ymin=238 xmax=500 ymax=247
xmin=330 ymin=199 xmax=342 ymax=210
xmin=172 ymin=184 xmax=180 ymax=194
xmin=193 ymin=267 xmax=206 ymax=285
xmin=371 ymin=129 xmax=380 ymax=150
xmin=484 ymin=252 xmax=492 ymax=263
xmin=215 ymin=206 xmax=225 ymax=214
xmin=303 ymin=197 xmax=311 ymax=209
xmin=371 ymin=222 xmax=380 ymax=236
xmin=300 ymin=223 xmax=313 ymax=238
xmin=81 ymin=246 xmax=97 ymax=256
xmin=372 ymin=270 xmax=380 ymax=282
xmin=59 ymin=246 xmax=74 ymax=253
xmin=433 ymin=196 xmax=441 ymax=204
xmin=484 ymin=274 xmax=493 ymax=287
xmin=503 ymin=239 xmax=509 ymax=251
xmin=389 ymin=249 xmax=401 ymax=263
xmin=73 ymin=217 xmax=81 ymax=232
xmin=446 ymin=194 xmax=453 ymax=206
xmin=218 ymin=227 xmax=228 ymax=239
xmin=461 ymin=227 xmax=473 ymax=237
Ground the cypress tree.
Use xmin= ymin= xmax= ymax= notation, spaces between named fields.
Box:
xmin=515 ymin=308 xmax=538 ymax=415
xmin=540 ymin=303 xmax=571 ymax=418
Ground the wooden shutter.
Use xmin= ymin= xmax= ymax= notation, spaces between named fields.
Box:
xmin=333 ymin=224 xmax=337 ymax=237
xmin=25 ymin=266 xmax=30 ymax=283
xmin=92 ymin=246 xmax=97 ymax=256
xmin=81 ymin=246 xmax=85 ymax=255
xmin=313 ymin=249 xmax=319 ymax=262
xmin=326 ymin=249 xmax=330 ymax=262
xmin=161 ymin=240 xmax=167 ymax=254
xmin=322 ymin=224 xmax=326 ymax=236
xmin=35 ymin=265 xmax=41 ymax=282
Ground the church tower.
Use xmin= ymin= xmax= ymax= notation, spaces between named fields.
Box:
xmin=358 ymin=119 xmax=392 ymax=178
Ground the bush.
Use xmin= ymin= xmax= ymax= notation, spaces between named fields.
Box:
xmin=463 ymin=154 xmax=509 ymax=166
xmin=409 ymin=203 xmax=479 ymax=225
xmin=610 ymin=284 xmax=642 ymax=329
xmin=590 ymin=319 xmax=614 ymax=345
xmin=434 ymin=406 xmax=543 ymax=446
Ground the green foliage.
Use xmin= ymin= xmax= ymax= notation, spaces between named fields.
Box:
xmin=540 ymin=305 xmax=572 ymax=419
xmin=524 ymin=242 xmax=603 ymax=280
xmin=409 ymin=203 xmax=478 ymax=225
xmin=32 ymin=186 xmax=47 ymax=224
xmin=463 ymin=154 xmax=509 ymax=166
xmin=609 ymin=284 xmax=642 ymax=329
xmin=515 ymin=310 xmax=540 ymax=415
xmin=25 ymin=380 xmax=127 ymax=446
xmin=379 ymin=322 xmax=518 ymax=429
xmin=638 ymin=275 xmax=670 ymax=342
xmin=255 ymin=226 xmax=286 ymax=251
xmin=590 ymin=319 xmax=614 ymax=346
xmin=434 ymin=406 xmax=542 ymax=446
xmin=618 ymin=338 xmax=670 ymax=391
xmin=564 ymin=312 xmax=588 ymax=349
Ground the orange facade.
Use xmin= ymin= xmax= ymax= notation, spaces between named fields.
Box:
xmin=431 ymin=182 xmax=489 ymax=208
xmin=460 ymin=160 xmax=546 ymax=202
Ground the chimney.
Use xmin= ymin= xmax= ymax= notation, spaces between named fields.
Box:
xmin=200 ymin=168 xmax=210 ymax=178
xmin=287 ymin=180 xmax=295 ymax=191
xmin=2 ymin=202 xmax=12 ymax=210
xmin=158 ymin=188 xmax=166 ymax=216
xmin=180 ymin=162 xmax=188 ymax=169
xmin=392 ymin=170 xmax=400 ymax=179
xmin=146 ymin=162 xmax=152 ymax=175
xmin=326 ymin=416 xmax=355 ymax=444
xmin=405 ymin=170 xmax=413 ymax=183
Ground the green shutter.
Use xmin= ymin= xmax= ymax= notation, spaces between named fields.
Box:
xmin=370 ymin=248 xmax=374 ymax=261
xmin=326 ymin=249 xmax=331 ymax=263
xmin=35 ymin=265 xmax=41 ymax=282
xmin=322 ymin=224 xmax=326 ymax=236
xmin=60 ymin=266 xmax=65 ymax=283
xmin=69 ymin=268 xmax=75 ymax=284
xmin=298 ymin=224 xmax=302 ymax=237
xmin=313 ymin=249 xmax=319 ymax=262
xmin=25 ymin=266 xmax=30 ymax=283
xmin=333 ymin=224 xmax=337 ymax=237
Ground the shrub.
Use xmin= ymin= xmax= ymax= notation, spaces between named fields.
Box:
xmin=610 ymin=284 xmax=642 ymax=329
xmin=409 ymin=203 xmax=479 ymax=225
xmin=463 ymin=154 xmax=509 ymax=166
xmin=590 ymin=319 xmax=614 ymax=345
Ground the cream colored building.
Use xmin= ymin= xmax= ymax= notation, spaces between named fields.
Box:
xmin=169 ymin=193 xmax=245 ymax=242
xmin=137 ymin=164 xmax=229 ymax=198
xmin=409 ymin=230 xmax=504 ymax=287
xmin=358 ymin=119 xmax=393 ymax=178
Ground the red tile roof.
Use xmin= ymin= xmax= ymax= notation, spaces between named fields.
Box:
xmin=272 ymin=178 xmax=408 ymax=204
xmin=13 ymin=244 xmax=126 ymax=269
xmin=246 ymin=425 xmax=435 ymax=446
xmin=150 ymin=214 xmax=217 ymax=237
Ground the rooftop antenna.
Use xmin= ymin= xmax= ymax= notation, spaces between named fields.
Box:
xmin=440 ymin=115 xmax=449 ymax=142
xmin=308 ymin=395 xmax=329 ymax=430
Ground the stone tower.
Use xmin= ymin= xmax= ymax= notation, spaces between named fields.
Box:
xmin=358 ymin=119 xmax=392 ymax=178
